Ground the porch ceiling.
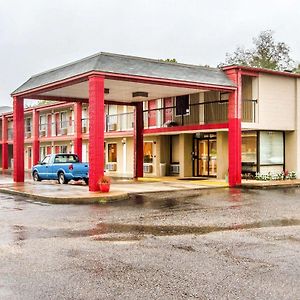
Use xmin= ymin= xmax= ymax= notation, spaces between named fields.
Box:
xmin=39 ymin=80 xmax=205 ymax=102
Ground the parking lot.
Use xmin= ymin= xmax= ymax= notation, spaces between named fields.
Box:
xmin=0 ymin=188 xmax=300 ymax=299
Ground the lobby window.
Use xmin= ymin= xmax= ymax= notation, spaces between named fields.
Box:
xmin=144 ymin=142 xmax=153 ymax=163
xmin=260 ymin=131 xmax=284 ymax=165
xmin=242 ymin=132 xmax=257 ymax=164
xmin=242 ymin=132 xmax=257 ymax=174
xmin=175 ymin=95 xmax=189 ymax=116
xmin=108 ymin=143 xmax=117 ymax=163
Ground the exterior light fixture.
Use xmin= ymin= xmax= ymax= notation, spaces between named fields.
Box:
xmin=104 ymin=88 xmax=110 ymax=94
xmin=132 ymin=91 xmax=148 ymax=98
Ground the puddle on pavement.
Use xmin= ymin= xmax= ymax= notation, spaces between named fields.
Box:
xmin=5 ymin=218 xmax=300 ymax=243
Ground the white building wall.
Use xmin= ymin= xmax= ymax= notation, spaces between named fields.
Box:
xmin=255 ymin=74 xmax=296 ymax=130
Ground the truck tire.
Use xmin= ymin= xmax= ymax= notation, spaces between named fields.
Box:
xmin=58 ymin=172 xmax=69 ymax=184
xmin=33 ymin=171 xmax=41 ymax=182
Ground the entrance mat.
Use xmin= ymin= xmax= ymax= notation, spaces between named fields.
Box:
xmin=177 ymin=177 xmax=209 ymax=181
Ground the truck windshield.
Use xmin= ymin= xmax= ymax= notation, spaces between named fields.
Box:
xmin=54 ymin=155 xmax=79 ymax=163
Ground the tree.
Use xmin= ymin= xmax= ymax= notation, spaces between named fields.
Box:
xmin=223 ymin=30 xmax=294 ymax=71
xmin=293 ymin=63 xmax=300 ymax=73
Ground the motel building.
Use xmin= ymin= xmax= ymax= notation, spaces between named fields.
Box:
xmin=1 ymin=52 xmax=300 ymax=191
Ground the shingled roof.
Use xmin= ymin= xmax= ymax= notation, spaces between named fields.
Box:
xmin=12 ymin=52 xmax=235 ymax=95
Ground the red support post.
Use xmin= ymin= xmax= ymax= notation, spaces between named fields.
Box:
xmin=73 ymin=102 xmax=82 ymax=161
xmin=1 ymin=116 xmax=8 ymax=169
xmin=133 ymin=102 xmax=144 ymax=178
xmin=13 ymin=96 xmax=25 ymax=182
xmin=88 ymin=76 xmax=105 ymax=191
xmin=32 ymin=109 xmax=40 ymax=166
xmin=227 ymin=70 xmax=242 ymax=187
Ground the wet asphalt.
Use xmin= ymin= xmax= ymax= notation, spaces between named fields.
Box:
xmin=0 ymin=188 xmax=300 ymax=300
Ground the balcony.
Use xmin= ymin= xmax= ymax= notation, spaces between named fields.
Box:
xmin=106 ymin=112 xmax=134 ymax=132
xmin=143 ymin=99 xmax=257 ymax=129
xmin=7 ymin=128 xmax=13 ymax=141
xmin=58 ymin=120 xmax=74 ymax=136
xmin=242 ymin=99 xmax=257 ymax=123
xmin=143 ymin=100 xmax=228 ymax=129
xmin=82 ymin=118 xmax=89 ymax=133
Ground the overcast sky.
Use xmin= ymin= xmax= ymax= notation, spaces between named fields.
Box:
xmin=1 ymin=0 xmax=300 ymax=106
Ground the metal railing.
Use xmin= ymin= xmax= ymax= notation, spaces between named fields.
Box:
xmin=106 ymin=112 xmax=134 ymax=132
xmin=58 ymin=120 xmax=74 ymax=135
xmin=143 ymin=100 xmax=229 ymax=129
xmin=82 ymin=118 xmax=89 ymax=133
xmin=242 ymin=99 xmax=257 ymax=123
xmin=7 ymin=128 xmax=13 ymax=140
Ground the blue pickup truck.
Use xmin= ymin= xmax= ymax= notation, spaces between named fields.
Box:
xmin=32 ymin=154 xmax=89 ymax=185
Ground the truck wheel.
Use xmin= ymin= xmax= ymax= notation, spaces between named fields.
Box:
xmin=84 ymin=178 xmax=89 ymax=185
xmin=58 ymin=172 xmax=69 ymax=184
xmin=33 ymin=171 xmax=41 ymax=182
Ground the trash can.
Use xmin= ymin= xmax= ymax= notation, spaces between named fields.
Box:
xmin=160 ymin=163 xmax=167 ymax=177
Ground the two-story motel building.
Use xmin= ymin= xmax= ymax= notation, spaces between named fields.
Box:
xmin=1 ymin=53 xmax=300 ymax=191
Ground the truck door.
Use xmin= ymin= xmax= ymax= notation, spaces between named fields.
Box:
xmin=39 ymin=155 xmax=51 ymax=179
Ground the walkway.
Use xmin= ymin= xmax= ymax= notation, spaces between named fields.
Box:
xmin=0 ymin=172 xmax=227 ymax=204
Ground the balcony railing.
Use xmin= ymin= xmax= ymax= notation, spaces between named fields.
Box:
xmin=143 ymin=100 xmax=229 ymax=129
xmin=82 ymin=118 xmax=89 ymax=133
xmin=106 ymin=112 xmax=134 ymax=132
xmin=39 ymin=121 xmax=75 ymax=137
xmin=242 ymin=99 xmax=257 ymax=123
xmin=7 ymin=128 xmax=13 ymax=140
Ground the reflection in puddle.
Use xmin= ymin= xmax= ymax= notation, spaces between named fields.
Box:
xmin=5 ymin=218 xmax=299 ymax=243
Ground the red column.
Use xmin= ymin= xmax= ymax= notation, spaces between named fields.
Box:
xmin=227 ymin=70 xmax=242 ymax=187
xmin=88 ymin=76 xmax=105 ymax=191
xmin=134 ymin=102 xmax=144 ymax=178
xmin=1 ymin=116 xmax=8 ymax=169
xmin=73 ymin=102 xmax=82 ymax=161
xmin=32 ymin=109 xmax=40 ymax=166
xmin=13 ymin=96 xmax=24 ymax=182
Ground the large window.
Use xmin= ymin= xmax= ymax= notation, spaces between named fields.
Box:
xmin=175 ymin=95 xmax=189 ymax=116
xmin=242 ymin=132 xmax=257 ymax=164
xmin=260 ymin=131 xmax=284 ymax=165
xmin=242 ymin=131 xmax=257 ymax=174
xmin=144 ymin=142 xmax=153 ymax=163
xmin=108 ymin=144 xmax=117 ymax=163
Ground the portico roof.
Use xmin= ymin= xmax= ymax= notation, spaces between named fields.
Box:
xmin=12 ymin=52 xmax=235 ymax=98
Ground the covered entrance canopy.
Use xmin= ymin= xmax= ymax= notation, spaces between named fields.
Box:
xmin=11 ymin=52 xmax=240 ymax=191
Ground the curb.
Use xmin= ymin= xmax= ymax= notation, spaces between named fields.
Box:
xmin=241 ymin=183 xmax=300 ymax=190
xmin=0 ymin=187 xmax=129 ymax=204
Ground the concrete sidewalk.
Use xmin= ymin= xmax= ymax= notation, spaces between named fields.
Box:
xmin=2 ymin=171 xmax=300 ymax=204
xmin=0 ymin=175 xmax=228 ymax=204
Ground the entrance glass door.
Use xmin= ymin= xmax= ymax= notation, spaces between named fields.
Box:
xmin=208 ymin=140 xmax=217 ymax=176
xmin=199 ymin=140 xmax=208 ymax=176
xmin=193 ymin=134 xmax=217 ymax=177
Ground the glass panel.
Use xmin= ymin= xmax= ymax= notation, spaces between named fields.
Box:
xmin=260 ymin=132 xmax=284 ymax=165
xmin=209 ymin=140 xmax=217 ymax=176
xmin=108 ymin=144 xmax=117 ymax=163
xmin=144 ymin=142 xmax=153 ymax=163
xmin=198 ymin=140 xmax=208 ymax=176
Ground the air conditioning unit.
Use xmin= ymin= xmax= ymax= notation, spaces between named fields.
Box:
xmin=170 ymin=164 xmax=180 ymax=174
xmin=143 ymin=164 xmax=153 ymax=173
xmin=108 ymin=123 xmax=117 ymax=131
xmin=106 ymin=163 xmax=117 ymax=171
